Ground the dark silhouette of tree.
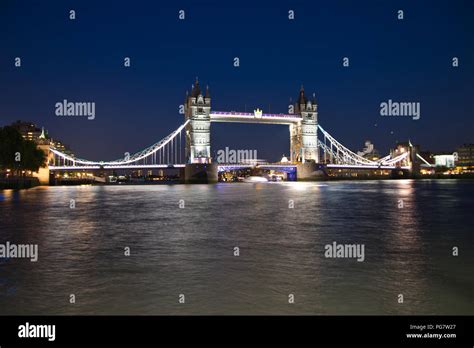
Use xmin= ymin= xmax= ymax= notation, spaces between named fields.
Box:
xmin=0 ymin=126 xmax=46 ymax=176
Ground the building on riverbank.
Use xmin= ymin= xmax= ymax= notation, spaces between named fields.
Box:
xmin=456 ymin=144 xmax=474 ymax=173
xmin=1 ymin=121 xmax=74 ymax=185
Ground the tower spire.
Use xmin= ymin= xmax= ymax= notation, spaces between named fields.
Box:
xmin=298 ymin=85 xmax=307 ymax=105
xmin=192 ymin=77 xmax=201 ymax=97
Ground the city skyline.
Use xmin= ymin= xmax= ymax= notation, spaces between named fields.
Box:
xmin=0 ymin=1 xmax=473 ymax=162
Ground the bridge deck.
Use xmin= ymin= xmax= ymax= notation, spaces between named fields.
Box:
xmin=49 ymin=164 xmax=185 ymax=170
xmin=49 ymin=164 xmax=410 ymax=171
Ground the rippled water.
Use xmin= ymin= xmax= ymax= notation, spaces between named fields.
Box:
xmin=0 ymin=180 xmax=472 ymax=315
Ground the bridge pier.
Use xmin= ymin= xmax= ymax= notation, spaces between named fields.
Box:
xmin=390 ymin=168 xmax=411 ymax=179
xmin=185 ymin=163 xmax=218 ymax=184
xmin=296 ymin=162 xmax=325 ymax=181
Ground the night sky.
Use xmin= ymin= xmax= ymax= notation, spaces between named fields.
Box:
xmin=1 ymin=0 xmax=473 ymax=162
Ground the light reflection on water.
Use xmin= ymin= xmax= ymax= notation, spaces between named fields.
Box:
xmin=0 ymin=180 xmax=472 ymax=315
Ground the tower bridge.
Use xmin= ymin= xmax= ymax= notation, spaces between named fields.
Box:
xmin=47 ymin=78 xmax=417 ymax=184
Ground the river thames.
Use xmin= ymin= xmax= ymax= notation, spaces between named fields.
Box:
xmin=0 ymin=180 xmax=472 ymax=315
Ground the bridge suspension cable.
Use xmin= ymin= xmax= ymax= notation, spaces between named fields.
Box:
xmin=49 ymin=120 xmax=189 ymax=168
xmin=317 ymin=124 xmax=378 ymax=165
xmin=317 ymin=124 xmax=412 ymax=168
xmin=48 ymin=119 xmax=413 ymax=171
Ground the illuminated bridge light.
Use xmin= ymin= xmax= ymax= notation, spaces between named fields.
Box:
xmin=48 ymin=115 xmax=413 ymax=172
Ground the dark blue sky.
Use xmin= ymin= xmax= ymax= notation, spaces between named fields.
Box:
xmin=1 ymin=0 xmax=473 ymax=162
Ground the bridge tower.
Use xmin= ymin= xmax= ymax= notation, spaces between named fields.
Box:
xmin=184 ymin=78 xmax=218 ymax=183
xmin=291 ymin=86 xmax=319 ymax=163
xmin=185 ymin=78 xmax=212 ymax=164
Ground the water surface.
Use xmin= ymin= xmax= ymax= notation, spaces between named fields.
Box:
xmin=0 ymin=180 xmax=472 ymax=315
